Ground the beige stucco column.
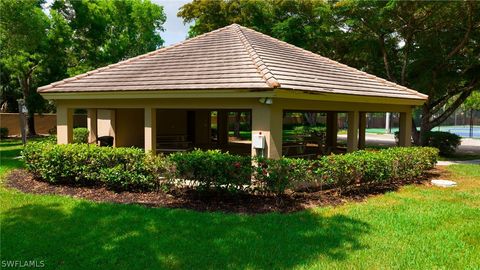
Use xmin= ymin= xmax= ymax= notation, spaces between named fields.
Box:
xmin=399 ymin=109 xmax=413 ymax=147
xmin=326 ymin=112 xmax=338 ymax=150
xmin=347 ymin=111 xmax=359 ymax=152
xmin=87 ymin=109 xmax=97 ymax=144
xmin=358 ymin=112 xmax=367 ymax=149
xmin=144 ymin=107 xmax=157 ymax=153
xmin=57 ymin=105 xmax=73 ymax=144
xmin=251 ymin=103 xmax=282 ymax=159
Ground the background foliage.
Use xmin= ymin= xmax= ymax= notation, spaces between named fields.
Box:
xmin=179 ymin=0 xmax=480 ymax=144
xmin=0 ymin=0 xmax=166 ymax=135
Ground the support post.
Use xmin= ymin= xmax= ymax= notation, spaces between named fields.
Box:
xmin=347 ymin=111 xmax=359 ymax=152
xmin=385 ymin=112 xmax=391 ymax=134
xmin=87 ymin=109 xmax=97 ymax=144
xmin=359 ymin=112 xmax=367 ymax=149
xmin=110 ymin=110 xmax=116 ymax=146
xmin=144 ymin=107 xmax=157 ymax=153
xmin=399 ymin=109 xmax=412 ymax=147
xmin=57 ymin=105 xmax=73 ymax=144
xmin=251 ymin=103 xmax=282 ymax=159
xmin=326 ymin=112 xmax=338 ymax=151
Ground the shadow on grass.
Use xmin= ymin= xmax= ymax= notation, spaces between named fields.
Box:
xmin=1 ymin=148 xmax=23 ymax=158
xmin=1 ymin=202 xmax=370 ymax=269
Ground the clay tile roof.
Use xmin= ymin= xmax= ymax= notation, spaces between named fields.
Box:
xmin=38 ymin=24 xmax=427 ymax=100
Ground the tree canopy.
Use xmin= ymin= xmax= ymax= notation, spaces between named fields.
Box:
xmin=52 ymin=0 xmax=166 ymax=75
xmin=179 ymin=0 xmax=480 ymax=143
xmin=464 ymin=91 xmax=480 ymax=111
xmin=0 ymin=0 xmax=166 ymax=134
xmin=0 ymin=0 xmax=50 ymax=132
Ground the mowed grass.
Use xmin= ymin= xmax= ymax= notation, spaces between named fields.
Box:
xmin=0 ymin=139 xmax=25 ymax=178
xmin=1 ymin=139 xmax=479 ymax=269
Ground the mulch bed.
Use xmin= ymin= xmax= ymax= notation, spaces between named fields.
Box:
xmin=5 ymin=169 xmax=442 ymax=214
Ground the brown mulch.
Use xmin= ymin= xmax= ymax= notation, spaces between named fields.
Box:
xmin=5 ymin=168 xmax=443 ymax=214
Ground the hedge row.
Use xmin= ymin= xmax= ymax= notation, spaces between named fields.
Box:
xmin=73 ymin=128 xmax=89 ymax=144
xmin=318 ymin=147 xmax=438 ymax=191
xmin=22 ymin=142 xmax=174 ymax=191
xmin=170 ymin=149 xmax=252 ymax=191
xmin=22 ymin=142 xmax=438 ymax=195
xmin=253 ymin=147 xmax=438 ymax=194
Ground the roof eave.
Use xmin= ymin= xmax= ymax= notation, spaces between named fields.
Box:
xmin=274 ymin=89 xmax=427 ymax=106
xmin=39 ymin=88 xmax=275 ymax=100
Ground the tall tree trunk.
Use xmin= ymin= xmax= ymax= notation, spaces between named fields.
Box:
xmin=419 ymin=105 xmax=433 ymax=146
xmin=19 ymin=73 xmax=37 ymax=136
xmin=28 ymin=112 xmax=36 ymax=136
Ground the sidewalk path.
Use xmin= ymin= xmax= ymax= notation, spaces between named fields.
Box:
xmin=436 ymin=159 xmax=480 ymax=166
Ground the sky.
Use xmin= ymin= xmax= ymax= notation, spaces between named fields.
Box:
xmin=153 ymin=0 xmax=192 ymax=46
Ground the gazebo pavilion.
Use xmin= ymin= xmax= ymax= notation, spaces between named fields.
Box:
xmin=38 ymin=24 xmax=427 ymax=159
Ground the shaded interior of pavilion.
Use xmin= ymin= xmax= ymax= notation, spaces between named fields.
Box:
xmin=83 ymin=108 xmax=406 ymax=159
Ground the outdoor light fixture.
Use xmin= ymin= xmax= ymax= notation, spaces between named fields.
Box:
xmin=258 ymin=97 xmax=273 ymax=105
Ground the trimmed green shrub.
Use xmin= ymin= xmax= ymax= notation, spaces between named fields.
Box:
xmin=386 ymin=147 xmax=438 ymax=180
xmin=252 ymin=147 xmax=437 ymax=195
xmin=314 ymin=147 xmax=438 ymax=192
xmin=22 ymin=142 xmax=174 ymax=191
xmin=73 ymin=128 xmax=89 ymax=144
xmin=350 ymin=150 xmax=393 ymax=184
xmin=315 ymin=154 xmax=363 ymax=189
xmin=254 ymin=157 xmax=318 ymax=195
xmin=422 ymin=131 xmax=461 ymax=156
xmin=0 ymin=127 xmax=8 ymax=138
xmin=22 ymin=143 xmax=438 ymax=196
xmin=170 ymin=149 xmax=252 ymax=191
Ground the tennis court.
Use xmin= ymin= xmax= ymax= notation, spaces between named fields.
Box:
xmin=366 ymin=125 xmax=480 ymax=138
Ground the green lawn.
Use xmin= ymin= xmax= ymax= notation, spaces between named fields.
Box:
xmin=0 ymin=139 xmax=25 ymax=177
xmin=1 ymin=139 xmax=479 ymax=269
xmin=438 ymin=153 xmax=480 ymax=161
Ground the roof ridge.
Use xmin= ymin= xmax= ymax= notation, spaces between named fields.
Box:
xmin=239 ymin=26 xmax=427 ymax=99
xmin=233 ymin=24 xmax=280 ymax=88
xmin=38 ymin=25 xmax=238 ymax=92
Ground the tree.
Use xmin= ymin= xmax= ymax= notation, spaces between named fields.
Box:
xmin=463 ymin=91 xmax=480 ymax=138
xmin=0 ymin=0 xmax=50 ymax=135
xmin=179 ymin=0 xmax=480 ymax=145
xmin=178 ymin=0 xmax=333 ymax=53
xmin=0 ymin=0 xmax=166 ymax=135
xmin=463 ymin=91 xmax=480 ymax=111
xmin=333 ymin=1 xmax=480 ymax=144
xmin=52 ymin=0 xmax=166 ymax=75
